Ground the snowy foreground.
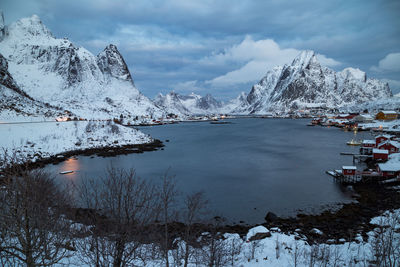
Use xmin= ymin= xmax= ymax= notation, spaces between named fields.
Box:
xmin=0 ymin=120 xmax=152 ymax=165
xmin=57 ymin=209 xmax=400 ymax=267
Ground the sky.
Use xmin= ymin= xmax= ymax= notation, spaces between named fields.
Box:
xmin=2 ymin=0 xmax=400 ymax=100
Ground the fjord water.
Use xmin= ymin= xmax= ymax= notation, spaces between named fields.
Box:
xmin=50 ymin=118 xmax=372 ymax=224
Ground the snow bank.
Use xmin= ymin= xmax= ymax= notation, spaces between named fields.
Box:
xmin=0 ymin=120 xmax=152 ymax=165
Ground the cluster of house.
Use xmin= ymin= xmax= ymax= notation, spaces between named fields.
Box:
xmin=311 ymin=110 xmax=399 ymax=127
xmin=342 ymin=134 xmax=400 ymax=180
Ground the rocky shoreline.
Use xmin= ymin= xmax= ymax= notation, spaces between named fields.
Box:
xmin=213 ymin=181 xmax=400 ymax=245
xmin=0 ymin=139 xmax=164 ymax=177
xmin=66 ymin=179 xmax=400 ymax=246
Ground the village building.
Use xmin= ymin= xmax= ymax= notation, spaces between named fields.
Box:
xmin=372 ymin=148 xmax=389 ymax=161
xmin=377 ymin=140 xmax=400 ymax=154
xmin=342 ymin=166 xmax=357 ymax=177
xmin=336 ymin=114 xmax=357 ymax=120
xmin=375 ymin=110 xmax=398 ymax=121
xmin=360 ymin=140 xmax=376 ymax=155
xmin=377 ymin=153 xmax=400 ymax=178
xmin=378 ymin=164 xmax=400 ymax=178
xmin=375 ymin=134 xmax=395 ymax=147
xmin=352 ymin=114 xmax=374 ymax=123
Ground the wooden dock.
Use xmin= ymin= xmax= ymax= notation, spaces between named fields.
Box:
xmin=326 ymin=170 xmax=382 ymax=184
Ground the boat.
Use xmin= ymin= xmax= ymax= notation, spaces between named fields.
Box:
xmin=59 ymin=170 xmax=74 ymax=175
xmin=346 ymin=129 xmax=362 ymax=146
xmin=346 ymin=139 xmax=362 ymax=146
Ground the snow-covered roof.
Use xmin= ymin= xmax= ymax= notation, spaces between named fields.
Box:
xmin=375 ymin=134 xmax=394 ymax=139
xmin=342 ymin=166 xmax=357 ymax=170
xmin=358 ymin=114 xmax=373 ymax=119
xmin=362 ymin=140 xmax=375 ymax=145
xmin=373 ymin=148 xmax=389 ymax=154
xmin=378 ymin=140 xmax=400 ymax=149
xmin=379 ymin=110 xmax=397 ymax=115
xmin=378 ymin=153 xmax=400 ymax=172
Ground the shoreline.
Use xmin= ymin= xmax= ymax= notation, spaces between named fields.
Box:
xmin=0 ymin=139 xmax=164 ymax=176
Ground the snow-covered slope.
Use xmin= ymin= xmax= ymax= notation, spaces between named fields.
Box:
xmin=341 ymin=97 xmax=400 ymax=113
xmin=155 ymin=92 xmax=223 ymax=115
xmin=233 ymin=51 xmax=392 ymax=114
xmin=0 ymin=52 xmax=65 ymax=121
xmin=154 ymin=92 xmax=190 ymax=116
xmin=220 ymin=92 xmax=249 ymax=114
xmin=0 ymin=14 xmax=163 ymax=120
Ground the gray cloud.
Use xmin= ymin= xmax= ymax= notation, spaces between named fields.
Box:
xmin=2 ymin=0 xmax=400 ymax=98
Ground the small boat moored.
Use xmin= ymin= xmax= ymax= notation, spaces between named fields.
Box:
xmin=346 ymin=139 xmax=362 ymax=146
xmin=59 ymin=170 xmax=74 ymax=175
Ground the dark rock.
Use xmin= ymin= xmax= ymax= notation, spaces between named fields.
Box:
xmin=249 ymin=232 xmax=271 ymax=241
xmin=265 ymin=212 xmax=279 ymax=222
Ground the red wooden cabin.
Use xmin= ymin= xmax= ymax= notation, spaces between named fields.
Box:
xmin=373 ymin=148 xmax=389 ymax=161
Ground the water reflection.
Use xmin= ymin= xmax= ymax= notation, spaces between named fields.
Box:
xmin=58 ymin=157 xmax=80 ymax=180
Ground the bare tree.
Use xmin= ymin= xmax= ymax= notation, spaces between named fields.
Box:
xmin=76 ymin=167 xmax=160 ymax=267
xmin=225 ymin=234 xmax=243 ymax=266
xmin=0 ymin=165 xmax=73 ymax=266
xmin=182 ymin=191 xmax=208 ymax=267
xmin=289 ymin=240 xmax=303 ymax=267
xmin=159 ymin=171 xmax=178 ymax=267
xmin=371 ymin=212 xmax=400 ymax=267
xmin=199 ymin=216 xmax=229 ymax=267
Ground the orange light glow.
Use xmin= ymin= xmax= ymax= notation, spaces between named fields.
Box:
xmin=59 ymin=157 xmax=80 ymax=178
xmin=56 ymin=117 xmax=69 ymax=122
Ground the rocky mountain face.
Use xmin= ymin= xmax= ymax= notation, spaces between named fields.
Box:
xmin=0 ymin=52 xmax=64 ymax=120
xmin=0 ymin=14 xmax=162 ymax=120
xmin=233 ymin=51 xmax=392 ymax=114
xmin=155 ymin=92 xmax=223 ymax=116
xmin=0 ymin=12 xmax=6 ymax=41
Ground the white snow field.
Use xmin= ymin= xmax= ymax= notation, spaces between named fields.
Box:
xmin=0 ymin=120 xmax=152 ymax=165
xmin=55 ymin=209 xmax=400 ymax=267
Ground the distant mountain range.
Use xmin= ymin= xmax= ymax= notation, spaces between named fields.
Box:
xmin=232 ymin=50 xmax=392 ymax=114
xmin=154 ymin=92 xmax=223 ymax=116
xmin=0 ymin=13 xmax=394 ymax=120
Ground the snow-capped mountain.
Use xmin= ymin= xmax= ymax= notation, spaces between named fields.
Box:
xmin=154 ymin=92 xmax=190 ymax=116
xmin=0 ymin=52 xmax=65 ymax=121
xmin=220 ymin=92 xmax=249 ymax=114
xmin=233 ymin=50 xmax=392 ymax=114
xmin=0 ymin=13 xmax=163 ymax=120
xmin=155 ymin=92 xmax=223 ymax=115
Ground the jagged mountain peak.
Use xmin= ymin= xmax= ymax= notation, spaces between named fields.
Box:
xmin=233 ymin=50 xmax=392 ymax=114
xmin=291 ymin=50 xmax=317 ymax=68
xmin=0 ymin=11 xmax=4 ymax=29
xmin=97 ymin=43 xmax=134 ymax=84
xmin=0 ymin=13 xmax=163 ymax=119
xmin=9 ymin=14 xmax=53 ymax=39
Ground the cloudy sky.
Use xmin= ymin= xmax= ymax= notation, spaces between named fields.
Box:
xmin=2 ymin=0 xmax=400 ymax=99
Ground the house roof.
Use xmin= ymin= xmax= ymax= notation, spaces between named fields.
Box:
xmin=375 ymin=134 xmax=394 ymax=140
xmin=342 ymin=166 xmax=357 ymax=170
xmin=378 ymin=153 xmax=400 ymax=172
xmin=373 ymin=148 xmax=389 ymax=154
xmin=363 ymin=140 xmax=376 ymax=145
xmin=378 ymin=140 xmax=400 ymax=149
xmin=379 ymin=111 xmax=397 ymax=115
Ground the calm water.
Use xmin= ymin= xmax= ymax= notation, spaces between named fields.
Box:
xmin=47 ymin=118 xmax=372 ymax=224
